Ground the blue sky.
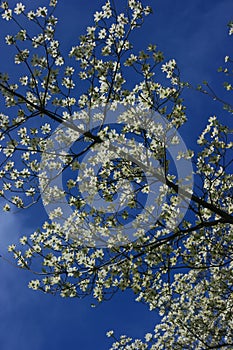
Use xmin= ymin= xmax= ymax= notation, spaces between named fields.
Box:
xmin=0 ymin=0 xmax=233 ymax=349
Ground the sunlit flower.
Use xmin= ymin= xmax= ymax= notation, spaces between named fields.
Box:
xmin=2 ymin=9 xmax=12 ymax=20
xmin=14 ymin=2 xmax=25 ymax=15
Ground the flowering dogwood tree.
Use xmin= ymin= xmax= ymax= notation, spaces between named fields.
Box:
xmin=0 ymin=0 xmax=233 ymax=348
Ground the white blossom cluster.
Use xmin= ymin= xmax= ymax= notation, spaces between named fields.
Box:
xmin=0 ymin=1 xmax=232 ymax=349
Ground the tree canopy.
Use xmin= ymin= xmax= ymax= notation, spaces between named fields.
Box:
xmin=0 ymin=1 xmax=232 ymax=349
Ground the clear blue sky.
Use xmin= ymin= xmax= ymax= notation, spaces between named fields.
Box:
xmin=0 ymin=0 xmax=233 ymax=349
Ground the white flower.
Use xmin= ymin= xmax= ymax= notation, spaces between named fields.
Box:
xmin=98 ymin=28 xmax=106 ymax=39
xmin=5 ymin=35 xmax=14 ymax=45
xmin=3 ymin=203 xmax=10 ymax=211
xmin=20 ymin=236 xmax=28 ymax=245
xmin=8 ymin=244 xmax=16 ymax=252
xmin=94 ymin=11 xmax=103 ymax=22
xmin=14 ymin=2 xmax=25 ymax=15
xmin=2 ymin=9 xmax=12 ymax=20
xmin=102 ymin=1 xmax=112 ymax=18
xmin=62 ymin=77 xmax=75 ymax=89
xmin=106 ymin=330 xmax=114 ymax=338
xmin=41 ymin=123 xmax=51 ymax=134
xmin=27 ymin=10 xmax=35 ymax=20
xmin=33 ymin=244 xmax=41 ymax=252
xmin=161 ymin=59 xmax=176 ymax=78
xmin=14 ymin=49 xmax=29 ymax=64
xmin=28 ymin=279 xmax=40 ymax=290
xmin=55 ymin=56 xmax=64 ymax=66
xmin=229 ymin=23 xmax=233 ymax=35
xmin=19 ymin=76 xmax=28 ymax=86
xmin=65 ymin=66 xmax=75 ymax=76
xmin=49 ymin=0 xmax=57 ymax=6
xmin=36 ymin=7 xmax=47 ymax=17
xmin=86 ymin=26 xmax=95 ymax=36
xmin=15 ymin=30 xmax=26 ymax=41
xmin=145 ymin=333 xmax=153 ymax=342
xmin=1 ymin=2 xmax=9 ymax=10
